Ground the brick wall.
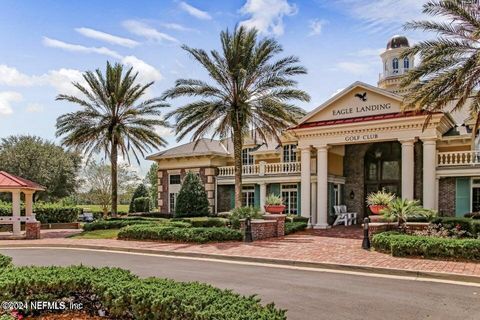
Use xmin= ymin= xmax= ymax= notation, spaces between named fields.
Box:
xmin=438 ymin=177 xmax=455 ymax=216
xmin=414 ymin=141 xmax=423 ymax=200
xmin=344 ymin=144 xmax=371 ymax=219
xmin=240 ymin=214 xmax=286 ymax=241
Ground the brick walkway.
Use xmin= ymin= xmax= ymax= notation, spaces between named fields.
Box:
xmin=1 ymin=226 xmax=479 ymax=279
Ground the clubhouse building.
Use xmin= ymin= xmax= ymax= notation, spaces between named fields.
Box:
xmin=148 ymin=35 xmax=480 ymax=228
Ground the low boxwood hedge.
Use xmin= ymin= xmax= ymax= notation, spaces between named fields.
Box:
xmin=0 ymin=254 xmax=12 ymax=268
xmin=0 ymin=261 xmax=285 ymax=319
xmin=372 ymin=232 xmax=480 ymax=261
xmin=286 ymin=215 xmax=309 ymax=223
xmin=118 ymin=224 xmax=242 ymax=243
xmin=83 ymin=219 xmax=157 ymax=231
xmin=285 ymin=222 xmax=308 ymax=235
xmin=0 ymin=201 xmax=80 ymax=223
xmin=171 ymin=217 xmax=228 ymax=228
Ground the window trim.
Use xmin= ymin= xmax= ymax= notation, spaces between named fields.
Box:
xmin=392 ymin=58 xmax=399 ymax=72
xmin=242 ymin=148 xmax=255 ymax=166
xmin=283 ymin=144 xmax=297 ymax=163
xmin=281 ymin=184 xmax=298 ymax=215
xmin=403 ymin=57 xmax=409 ymax=69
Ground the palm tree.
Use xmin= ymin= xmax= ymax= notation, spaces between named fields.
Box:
xmin=401 ymin=1 xmax=480 ymax=134
xmin=163 ymin=26 xmax=309 ymax=208
xmin=56 ymin=62 xmax=168 ymax=216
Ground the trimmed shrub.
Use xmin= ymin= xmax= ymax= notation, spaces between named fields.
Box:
xmin=372 ymin=232 xmax=480 ymax=261
xmin=171 ymin=217 xmax=228 ymax=228
xmin=0 ymin=202 xmax=80 ymax=223
xmin=431 ymin=217 xmax=479 ymax=237
xmin=286 ymin=215 xmax=309 ymax=223
xmin=0 ymin=265 xmax=285 ymax=319
xmin=229 ymin=207 xmax=263 ymax=229
xmin=0 ymin=254 xmax=12 ymax=268
xmin=128 ymin=211 xmax=173 ymax=219
xmin=465 ymin=212 xmax=480 ymax=219
xmin=175 ymin=172 xmax=210 ymax=218
xmin=118 ymin=224 xmax=242 ymax=243
xmin=133 ymin=196 xmax=150 ymax=213
xmin=129 ymin=184 xmax=149 ymax=213
xmin=83 ymin=219 xmax=157 ymax=231
xmin=285 ymin=222 xmax=308 ymax=235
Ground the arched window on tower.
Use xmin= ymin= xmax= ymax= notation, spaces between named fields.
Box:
xmin=404 ymin=57 xmax=409 ymax=70
xmin=392 ymin=58 xmax=399 ymax=73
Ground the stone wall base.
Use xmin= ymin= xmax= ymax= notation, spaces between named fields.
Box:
xmin=240 ymin=214 xmax=286 ymax=241
xmin=25 ymin=221 xmax=41 ymax=239
xmin=368 ymin=222 xmax=429 ymax=237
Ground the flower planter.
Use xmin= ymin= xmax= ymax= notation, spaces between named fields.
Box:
xmin=264 ymin=205 xmax=286 ymax=214
xmin=369 ymin=205 xmax=387 ymax=215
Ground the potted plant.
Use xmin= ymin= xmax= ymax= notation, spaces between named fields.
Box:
xmin=264 ymin=194 xmax=286 ymax=214
xmin=381 ymin=198 xmax=436 ymax=231
xmin=366 ymin=189 xmax=395 ymax=215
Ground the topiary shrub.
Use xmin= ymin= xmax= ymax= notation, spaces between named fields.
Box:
xmin=285 ymin=222 xmax=308 ymax=235
xmin=83 ymin=219 xmax=158 ymax=231
xmin=129 ymin=184 xmax=149 ymax=213
xmin=133 ymin=196 xmax=150 ymax=213
xmin=175 ymin=172 xmax=210 ymax=218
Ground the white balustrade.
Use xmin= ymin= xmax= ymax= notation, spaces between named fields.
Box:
xmin=217 ymin=162 xmax=301 ymax=177
xmin=437 ymin=151 xmax=480 ymax=166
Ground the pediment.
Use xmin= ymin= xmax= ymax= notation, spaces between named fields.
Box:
xmin=299 ymin=82 xmax=404 ymax=124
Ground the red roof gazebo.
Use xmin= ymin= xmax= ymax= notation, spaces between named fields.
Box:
xmin=0 ymin=171 xmax=45 ymax=237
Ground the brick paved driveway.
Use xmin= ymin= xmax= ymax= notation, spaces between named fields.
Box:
xmin=1 ymin=226 xmax=479 ymax=278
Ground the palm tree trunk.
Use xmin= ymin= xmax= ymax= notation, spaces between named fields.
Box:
xmin=233 ymin=128 xmax=243 ymax=208
xmin=111 ymin=141 xmax=118 ymax=218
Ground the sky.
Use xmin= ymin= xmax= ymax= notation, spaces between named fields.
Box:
xmin=0 ymin=0 xmax=432 ymax=175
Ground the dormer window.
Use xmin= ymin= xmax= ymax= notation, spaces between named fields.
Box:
xmin=283 ymin=144 xmax=297 ymax=162
xmin=392 ymin=58 xmax=399 ymax=73
xmin=403 ymin=57 xmax=409 ymax=69
xmin=242 ymin=148 xmax=254 ymax=166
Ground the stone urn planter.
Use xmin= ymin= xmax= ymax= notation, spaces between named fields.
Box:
xmin=369 ymin=205 xmax=387 ymax=215
xmin=264 ymin=204 xmax=286 ymax=214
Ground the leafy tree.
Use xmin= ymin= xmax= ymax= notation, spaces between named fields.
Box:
xmin=55 ymin=62 xmax=169 ymax=216
xmin=82 ymin=160 xmax=139 ymax=216
xmin=401 ymin=1 xmax=480 ymax=134
xmin=145 ymin=163 xmax=158 ymax=209
xmin=129 ymin=184 xmax=149 ymax=213
xmin=163 ymin=26 xmax=309 ymax=208
xmin=0 ymin=135 xmax=81 ymax=201
xmin=175 ymin=172 xmax=209 ymax=217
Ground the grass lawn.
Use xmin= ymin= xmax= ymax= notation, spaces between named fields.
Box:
xmin=76 ymin=204 xmax=129 ymax=213
xmin=69 ymin=229 xmax=120 ymax=239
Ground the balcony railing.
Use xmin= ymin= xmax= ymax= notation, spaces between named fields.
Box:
xmin=437 ymin=151 xmax=480 ymax=166
xmin=218 ymin=161 xmax=301 ymax=177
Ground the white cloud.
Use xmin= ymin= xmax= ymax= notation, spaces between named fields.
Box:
xmin=336 ymin=62 xmax=371 ymax=75
xmin=44 ymin=68 xmax=86 ymax=95
xmin=355 ymin=48 xmax=384 ymax=57
xmin=161 ymin=22 xmax=196 ymax=32
xmin=309 ymin=19 xmax=326 ymax=36
xmin=42 ymin=37 xmax=122 ymax=59
xmin=0 ymin=91 xmax=22 ymax=115
xmin=75 ymin=27 xmax=139 ymax=48
xmin=240 ymin=0 xmax=297 ymax=36
xmin=0 ymin=65 xmax=40 ymax=86
xmin=26 ymin=103 xmax=44 ymax=113
xmin=156 ymin=125 xmax=173 ymax=137
xmin=122 ymin=56 xmax=162 ymax=83
xmin=179 ymin=1 xmax=212 ymax=20
xmin=123 ymin=20 xmax=179 ymax=43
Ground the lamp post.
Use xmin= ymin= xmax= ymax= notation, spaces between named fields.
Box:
xmin=244 ymin=217 xmax=253 ymax=243
xmin=362 ymin=217 xmax=371 ymax=250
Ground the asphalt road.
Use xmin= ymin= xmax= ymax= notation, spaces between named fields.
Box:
xmin=1 ymin=248 xmax=479 ymax=320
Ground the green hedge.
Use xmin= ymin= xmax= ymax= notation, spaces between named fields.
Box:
xmin=0 ymin=264 xmax=285 ymax=319
xmin=285 ymin=222 xmax=308 ymax=235
xmin=286 ymin=215 xmax=309 ymax=223
xmin=0 ymin=254 xmax=12 ymax=268
xmin=0 ymin=202 xmax=80 ymax=223
xmin=83 ymin=219 xmax=157 ymax=231
xmin=372 ymin=232 xmax=480 ymax=261
xmin=171 ymin=217 xmax=228 ymax=228
xmin=431 ymin=217 xmax=480 ymax=237
xmin=118 ymin=224 xmax=242 ymax=243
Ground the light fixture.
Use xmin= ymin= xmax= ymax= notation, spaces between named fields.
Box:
xmin=349 ymin=190 xmax=355 ymax=200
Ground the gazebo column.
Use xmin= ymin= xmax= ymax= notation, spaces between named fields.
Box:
xmin=12 ymin=190 xmax=21 ymax=236
xmin=24 ymin=190 xmax=34 ymax=216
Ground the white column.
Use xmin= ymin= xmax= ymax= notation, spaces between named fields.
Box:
xmin=300 ymin=147 xmax=311 ymax=222
xmin=12 ymin=190 xmax=21 ymax=236
xmin=400 ymin=139 xmax=415 ymax=200
xmin=24 ymin=191 xmax=34 ymax=216
xmin=259 ymin=182 xmax=267 ymax=212
xmin=315 ymin=145 xmax=330 ymax=229
xmin=422 ymin=138 xmax=437 ymax=209
xmin=310 ymin=182 xmax=317 ymax=226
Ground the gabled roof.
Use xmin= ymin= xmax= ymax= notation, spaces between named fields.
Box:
xmin=297 ymin=81 xmax=404 ymax=125
xmin=0 ymin=171 xmax=45 ymax=191
xmin=147 ymin=138 xmax=231 ymax=160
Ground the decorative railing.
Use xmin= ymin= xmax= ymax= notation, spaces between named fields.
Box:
xmin=437 ymin=151 xmax=480 ymax=166
xmin=218 ymin=162 xmax=301 ymax=177
xmin=0 ymin=214 xmax=37 ymax=224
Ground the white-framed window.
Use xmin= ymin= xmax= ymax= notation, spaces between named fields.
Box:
xmin=169 ymin=174 xmax=181 ymax=184
xmin=283 ymin=144 xmax=297 ymax=162
xmin=242 ymin=185 xmax=255 ymax=207
xmin=169 ymin=192 xmax=177 ymax=212
xmin=281 ymin=184 xmax=298 ymax=215
xmin=403 ymin=57 xmax=409 ymax=69
xmin=392 ymin=58 xmax=399 ymax=73
xmin=471 ymin=178 xmax=480 ymax=212
xmin=242 ymin=148 xmax=254 ymax=165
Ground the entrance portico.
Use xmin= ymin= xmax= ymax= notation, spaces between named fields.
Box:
xmin=292 ymin=81 xmax=454 ymax=226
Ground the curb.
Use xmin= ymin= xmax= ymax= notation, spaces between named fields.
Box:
xmin=1 ymin=243 xmax=479 ymax=284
